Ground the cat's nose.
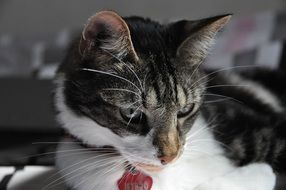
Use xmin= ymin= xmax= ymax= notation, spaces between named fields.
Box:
xmin=158 ymin=155 xmax=177 ymax=165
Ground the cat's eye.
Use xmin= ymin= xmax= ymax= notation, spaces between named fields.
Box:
xmin=120 ymin=108 xmax=144 ymax=124
xmin=177 ymin=104 xmax=195 ymax=118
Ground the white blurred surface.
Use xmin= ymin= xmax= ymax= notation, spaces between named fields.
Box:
xmin=0 ymin=166 xmax=66 ymax=190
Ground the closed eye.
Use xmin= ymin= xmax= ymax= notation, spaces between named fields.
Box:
xmin=177 ymin=103 xmax=195 ymax=118
xmin=120 ymin=107 xmax=145 ymax=124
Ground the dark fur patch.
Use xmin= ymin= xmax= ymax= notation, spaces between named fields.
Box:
xmin=202 ymin=68 xmax=286 ymax=172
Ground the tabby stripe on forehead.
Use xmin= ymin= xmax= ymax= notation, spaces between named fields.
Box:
xmin=169 ymin=67 xmax=178 ymax=102
xmin=149 ymin=61 xmax=162 ymax=103
xmin=157 ymin=55 xmax=175 ymax=101
xmin=173 ymin=75 xmax=178 ymax=102
xmin=156 ymin=60 xmax=169 ymax=100
xmin=163 ymin=54 xmax=178 ymax=101
xmin=167 ymin=74 xmax=176 ymax=101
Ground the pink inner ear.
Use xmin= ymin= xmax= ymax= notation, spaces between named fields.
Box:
xmin=80 ymin=11 xmax=138 ymax=60
xmin=97 ymin=13 xmax=126 ymax=32
xmin=83 ymin=11 xmax=128 ymax=40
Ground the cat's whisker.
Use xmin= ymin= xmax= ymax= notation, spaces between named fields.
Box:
xmin=187 ymin=125 xmax=222 ymax=142
xmin=123 ymin=152 xmax=158 ymax=164
xmin=102 ymin=88 xmax=141 ymax=97
xmin=97 ymin=160 xmax=125 ymax=180
xmin=189 ymin=139 xmax=218 ymax=143
xmin=187 ymin=125 xmax=209 ymax=140
xmin=205 ymin=84 xmax=250 ymax=89
xmin=187 ymin=75 xmax=216 ymax=97
xmin=183 ymin=148 xmax=214 ymax=157
xmin=55 ymin=146 xmax=150 ymax=152
xmin=189 ymin=60 xmax=205 ymax=81
xmin=190 ymin=65 xmax=260 ymax=91
xmin=117 ymin=165 xmax=130 ymax=186
xmin=120 ymin=151 xmax=153 ymax=162
xmin=76 ymin=158 xmax=127 ymax=190
xmin=44 ymin=157 xmax=124 ymax=190
xmin=55 ymin=150 xmax=114 ymax=159
xmin=203 ymin=93 xmax=244 ymax=104
xmin=81 ymin=68 xmax=142 ymax=94
xmin=22 ymin=148 xmax=97 ymax=160
xmin=143 ymin=72 xmax=148 ymax=93
xmin=53 ymin=157 xmax=121 ymax=182
xmin=186 ymin=119 xmax=215 ymax=140
xmin=126 ymin=105 xmax=142 ymax=127
xmin=126 ymin=100 xmax=141 ymax=109
xmin=32 ymin=141 xmax=81 ymax=145
xmin=101 ymin=49 xmax=144 ymax=92
xmin=47 ymin=152 xmax=120 ymax=182
xmin=48 ymin=162 xmax=116 ymax=189
xmin=187 ymin=137 xmax=233 ymax=151
xmin=89 ymin=160 xmax=127 ymax=190
xmin=203 ymin=99 xmax=230 ymax=104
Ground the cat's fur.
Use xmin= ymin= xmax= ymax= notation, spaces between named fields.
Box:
xmin=54 ymin=11 xmax=286 ymax=190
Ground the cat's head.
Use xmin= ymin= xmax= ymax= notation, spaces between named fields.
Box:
xmin=55 ymin=11 xmax=230 ymax=172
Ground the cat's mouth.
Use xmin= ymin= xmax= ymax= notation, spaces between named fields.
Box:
xmin=133 ymin=162 xmax=164 ymax=172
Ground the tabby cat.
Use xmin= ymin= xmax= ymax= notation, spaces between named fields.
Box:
xmin=53 ymin=10 xmax=286 ymax=190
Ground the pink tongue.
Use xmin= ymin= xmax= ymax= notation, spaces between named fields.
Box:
xmin=117 ymin=171 xmax=153 ymax=190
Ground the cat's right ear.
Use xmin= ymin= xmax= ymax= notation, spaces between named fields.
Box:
xmin=170 ymin=14 xmax=231 ymax=64
xmin=79 ymin=11 xmax=138 ymax=61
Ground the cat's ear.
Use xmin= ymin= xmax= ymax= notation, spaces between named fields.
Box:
xmin=171 ymin=14 xmax=231 ymax=63
xmin=79 ymin=11 xmax=138 ymax=60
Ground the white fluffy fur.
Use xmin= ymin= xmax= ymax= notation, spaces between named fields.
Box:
xmin=55 ymin=76 xmax=276 ymax=190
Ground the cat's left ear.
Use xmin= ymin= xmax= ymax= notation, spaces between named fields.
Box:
xmin=79 ymin=11 xmax=138 ymax=61
xmin=171 ymin=14 xmax=231 ymax=63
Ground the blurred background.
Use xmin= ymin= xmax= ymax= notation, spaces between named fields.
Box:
xmin=1 ymin=0 xmax=286 ymax=189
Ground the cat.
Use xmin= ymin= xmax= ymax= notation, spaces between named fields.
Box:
xmin=53 ymin=10 xmax=286 ymax=190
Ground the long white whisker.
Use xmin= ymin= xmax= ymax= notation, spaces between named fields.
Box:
xmin=203 ymin=93 xmax=243 ymax=104
xmin=101 ymin=49 xmax=144 ymax=91
xmin=103 ymin=88 xmax=141 ymax=97
xmin=190 ymin=60 xmax=205 ymax=81
xmin=22 ymin=148 xmax=97 ymax=159
xmin=203 ymin=99 xmax=230 ymax=104
xmin=44 ymin=157 xmax=123 ymax=190
xmin=186 ymin=115 xmax=220 ymax=141
xmin=206 ymin=84 xmax=249 ymax=89
xmin=32 ymin=141 xmax=81 ymax=145
xmin=143 ymin=73 xmax=148 ymax=93
xmin=191 ymin=65 xmax=260 ymax=89
xmin=81 ymin=68 xmax=142 ymax=93
xmin=74 ymin=159 xmax=125 ymax=190
xmin=47 ymin=152 xmax=119 ymax=182
xmin=126 ymin=105 xmax=142 ymax=127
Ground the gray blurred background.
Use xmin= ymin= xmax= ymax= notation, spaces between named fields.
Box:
xmin=1 ymin=0 xmax=286 ymax=134
xmin=0 ymin=0 xmax=286 ymax=36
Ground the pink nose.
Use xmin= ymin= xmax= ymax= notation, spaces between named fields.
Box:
xmin=158 ymin=155 xmax=177 ymax=165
